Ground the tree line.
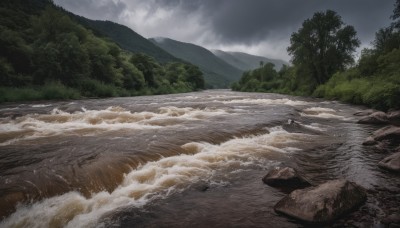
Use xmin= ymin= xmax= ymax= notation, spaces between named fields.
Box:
xmin=0 ymin=0 xmax=204 ymax=102
xmin=232 ymin=1 xmax=400 ymax=111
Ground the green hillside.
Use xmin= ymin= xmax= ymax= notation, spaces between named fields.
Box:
xmin=212 ymin=50 xmax=288 ymax=71
xmin=0 ymin=0 xmax=204 ymax=102
xmin=150 ymin=37 xmax=243 ymax=88
xmin=70 ymin=17 xmax=180 ymax=63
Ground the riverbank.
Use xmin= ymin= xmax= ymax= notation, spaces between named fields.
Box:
xmin=0 ymin=83 xmax=201 ymax=104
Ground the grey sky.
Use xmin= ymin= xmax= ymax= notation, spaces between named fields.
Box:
xmin=54 ymin=0 xmax=396 ymax=61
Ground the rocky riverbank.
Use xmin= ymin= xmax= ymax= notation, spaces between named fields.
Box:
xmin=358 ymin=110 xmax=400 ymax=172
xmin=264 ymin=110 xmax=400 ymax=226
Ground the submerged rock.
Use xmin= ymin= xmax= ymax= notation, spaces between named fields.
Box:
xmin=191 ymin=181 xmax=210 ymax=192
xmin=274 ymin=179 xmax=366 ymax=223
xmin=262 ymin=167 xmax=311 ymax=188
xmin=358 ymin=111 xmax=389 ymax=125
xmin=378 ymin=152 xmax=400 ymax=172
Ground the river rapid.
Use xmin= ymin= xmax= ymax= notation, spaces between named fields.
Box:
xmin=0 ymin=90 xmax=399 ymax=227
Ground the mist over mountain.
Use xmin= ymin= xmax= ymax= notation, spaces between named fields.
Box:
xmin=212 ymin=50 xmax=288 ymax=71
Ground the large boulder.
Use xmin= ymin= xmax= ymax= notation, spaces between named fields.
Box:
xmin=274 ymin=179 xmax=366 ymax=223
xmin=362 ymin=126 xmax=400 ymax=148
xmin=357 ymin=111 xmax=389 ymax=125
xmin=378 ymin=152 xmax=400 ymax=172
xmin=373 ymin=126 xmax=400 ymax=141
xmin=262 ymin=167 xmax=311 ymax=188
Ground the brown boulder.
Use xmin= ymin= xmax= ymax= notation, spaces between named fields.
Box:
xmin=274 ymin=179 xmax=366 ymax=223
xmin=262 ymin=167 xmax=311 ymax=188
xmin=363 ymin=126 xmax=400 ymax=148
xmin=373 ymin=126 xmax=400 ymax=146
xmin=357 ymin=111 xmax=389 ymax=125
xmin=378 ymin=152 xmax=400 ymax=172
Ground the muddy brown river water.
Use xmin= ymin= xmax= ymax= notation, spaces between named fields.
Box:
xmin=0 ymin=90 xmax=399 ymax=227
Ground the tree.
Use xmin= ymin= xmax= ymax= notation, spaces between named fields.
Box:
xmin=391 ymin=0 xmax=400 ymax=24
xmin=130 ymin=53 xmax=160 ymax=87
xmin=373 ymin=1 xmax=400 ymax=54
xmin=184 ymin=64 xmax=204 ymax=89
xmin=288 ymin=10 xmax=360 ymax=86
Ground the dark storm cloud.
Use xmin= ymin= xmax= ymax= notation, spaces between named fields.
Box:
xmin=53 ymin=0 xmax=127 ymax=21
xmin=159 ymin=0 xmax=395 ymax=45
xmin=54 ymin=0 xmax=396 ymax=60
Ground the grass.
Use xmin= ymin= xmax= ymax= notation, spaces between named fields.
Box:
xmin=0 ymin=83 xmax=80 ymax=103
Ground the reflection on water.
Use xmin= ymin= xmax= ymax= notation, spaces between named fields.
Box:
xmin=0 ymin=90 xmax=398 ymax=227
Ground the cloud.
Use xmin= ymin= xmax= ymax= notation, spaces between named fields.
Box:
xmin=54 ymin=0 xmax=127 ymax=21
xmin=54 ymin=0 xmax=396 ymax=61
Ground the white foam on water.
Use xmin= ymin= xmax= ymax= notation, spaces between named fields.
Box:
xmin=0 ymin=107 xmax=20 ymax=111
xmin=303 ymin=107 xmax=336 ymax=113
xmin=0 ymin=106 xmax=228 ymax=145
xmin=300 ymin=107 xmax=351 ymax=121
xmin=222 ymin=98 xmax=310 ymax=106
xmin=31 ymin=104 xmax=52 ymax=108
xmin=302 ymin=123 xmax=329 ymax=132
xmin=1 ymin=127 xmax=315 ymax=228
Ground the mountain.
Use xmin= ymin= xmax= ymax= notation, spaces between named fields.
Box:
xmin=66 ymin=16 xmax=180 ymax=63
xmin=212 ymin=50 xmax=288 ymax=71
xmin=150 ymin=37 xmax=243 ymax=88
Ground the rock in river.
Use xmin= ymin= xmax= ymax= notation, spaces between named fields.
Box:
xmin=274 ymin=179 xmax=366 ymax=223
xmin=362 ymin=126 xmax=400 ymax=148
xmin=378 ymin=152 xmax=400 ymax=172
xmin=262 ymin=167 xmax=311 ymax=188
xmin=357 ymin=111 xmax=388 ymax=125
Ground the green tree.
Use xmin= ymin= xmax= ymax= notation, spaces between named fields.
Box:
xmin=130 ymin=53 xmax=160 ymax=87
xmin=392 ymin=0 xmax=400 ymax=28
xmin=184 ymin=64 xmax=205 ymax=90
xmin=288 ymin=10 xmax=360 ymax=86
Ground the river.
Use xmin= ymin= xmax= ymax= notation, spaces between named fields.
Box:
xmin=0 ymin=90 xmax=399 ymax=227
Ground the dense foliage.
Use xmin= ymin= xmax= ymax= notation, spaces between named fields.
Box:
xmin=313 ymin=2 xmax=400 ymax=110
xmin=0 ymin=0 xmax=204 ymax=102
xmin=233 ymin=6 xmax=400 ymax=111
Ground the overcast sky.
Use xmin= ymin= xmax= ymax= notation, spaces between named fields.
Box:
xmin=54 ymin=0 xmax=396 ymax=61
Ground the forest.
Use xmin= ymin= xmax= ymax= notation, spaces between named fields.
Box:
xmin=232 ymin=2 xmax=400 ymax=111
xmin=0 ymin=0 xmax=204 ymax=102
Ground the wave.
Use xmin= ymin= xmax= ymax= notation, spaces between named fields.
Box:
xmin=222 ymin=98 xmax=310 ymax=106
xmin=300 ymin=107 xmax=352 ymax=121
xmin=1 ymin=127 xmax=317 ymax=228
xmin=0 ymin=106 xmax=227 ymax=145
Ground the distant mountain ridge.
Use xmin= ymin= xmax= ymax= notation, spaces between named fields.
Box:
xmin=150 ymin=37 xmax=243 ymax=88
xmin=212 ymin=50 xmax=288 ymax=71
xmin=68 ymin=15 xmax=180 ymax=63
